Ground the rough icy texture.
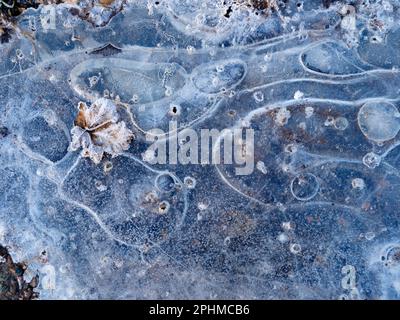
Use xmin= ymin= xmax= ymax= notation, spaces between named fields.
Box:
xmin=1 ymin=0 xmax=400 ymax=299
xmin=69 ymin=98 xmax=133 ymax=164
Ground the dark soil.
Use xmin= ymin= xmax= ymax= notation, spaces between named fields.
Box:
xmin=0 ymin=245 xmax=39 ymax=300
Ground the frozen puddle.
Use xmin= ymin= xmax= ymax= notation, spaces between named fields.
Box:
xmin=1 ymin=0 xmax=400 ymax=299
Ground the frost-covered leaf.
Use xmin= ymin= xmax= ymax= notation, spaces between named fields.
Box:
xmin=70 ymin=98 xmax=133 ymax=164
xmin=74 ymin=98 xmax=119 ymax=130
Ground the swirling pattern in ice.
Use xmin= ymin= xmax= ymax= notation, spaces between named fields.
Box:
xmin=1 ymin=0 xmax=400 ymax=299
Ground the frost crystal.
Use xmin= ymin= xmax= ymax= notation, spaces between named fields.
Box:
xmin=3 ymin=0 xmax=400 ymax=301
xmin=69 ymin=98 xmax=133 ymax=164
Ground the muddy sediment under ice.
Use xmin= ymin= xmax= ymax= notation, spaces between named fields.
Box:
xmin=1 ymin=0 xmax=400 ymax=299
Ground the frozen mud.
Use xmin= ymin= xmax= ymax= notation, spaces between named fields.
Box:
xmin=1 ymin=0 xmax=400 ymax=299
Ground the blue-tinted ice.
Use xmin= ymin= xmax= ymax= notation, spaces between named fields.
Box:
xmin=1 ymin=0 xmax=400 ymax=299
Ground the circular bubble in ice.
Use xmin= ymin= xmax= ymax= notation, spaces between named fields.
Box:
xmin=253 ymin=91 xmax=264 ymax=103
xmin=334 ymin=117 xmax=349 ymax=131
xmin=184 ymin=176 xmax=196 ymax=189
xmin=382 ymin=245 xmax=400 ymax=268
xmin=290 ymin=173 xmax=319 ymax=201
xmin=362 ymin=152 xmax=381 ymax=169
xmin=290 ymin=243 xmax=302 ymax=254
xmin=357 ymin=102 xmax=400 ymax=142
xmin=158 ymin=201 xmax=170 ymax=214
xmin=155 ymin=173 xmax=179 ymax=193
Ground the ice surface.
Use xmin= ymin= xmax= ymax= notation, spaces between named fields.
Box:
xmin=1 ymin=0 xmax=400 ymax=299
